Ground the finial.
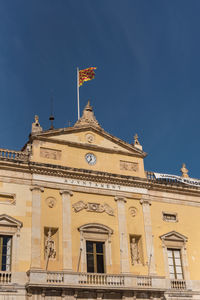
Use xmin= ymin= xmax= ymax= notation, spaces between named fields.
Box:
xmin=133 ymin=133 xmax=143 ymax=150
xmin=74 ymin=100 xmax=101 ymax=128
xmin=180 ymin=163 xmax=189 ymax=178
xmin=31 ymin=115 xmax=43 ymax=133
xmin=134 ymin=134 xmax=140 ymax=145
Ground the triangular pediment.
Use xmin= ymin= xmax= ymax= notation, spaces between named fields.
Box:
xmin=160 ymin=231 xmax=188 ymax=242
xmin=0 ymin=214 xmax=23 ymax=228
xmin=31 ymin=125 xmax=146 ymax=158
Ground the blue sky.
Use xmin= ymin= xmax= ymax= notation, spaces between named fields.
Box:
xmin=1 ymin=1 xmax=200 ymax=178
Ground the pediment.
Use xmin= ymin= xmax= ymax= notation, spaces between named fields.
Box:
xmin=32 ymin=125 xmax=146 ymax=158
xmin=160 ymin=231 xmax=187 ymax=242
xmin=0 ymin=214 xmax=23 ymax=228
xmin=78 ymin=223 xmax=113 ymax=234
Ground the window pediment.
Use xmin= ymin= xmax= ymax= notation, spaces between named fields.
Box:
xmin=160 ymin=231 xmax=187 ymax=243
xmin=0 ymin=214 xmax=23 ymax=233
xmin=78 ymin=223 xmax=113 ymax=235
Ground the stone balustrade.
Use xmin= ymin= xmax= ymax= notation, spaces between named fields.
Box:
xmin=0 ymin=271 xmax=12 ymax=284
xmin=0 ymin=148 xmax=29 ymax=161
xmin=170 ymin=279 xmax=187 ymax=290
xmin=27 ymin=270 xmax=170 ymax=291
xmin=79 ymin=273 xmax=125 ymax=286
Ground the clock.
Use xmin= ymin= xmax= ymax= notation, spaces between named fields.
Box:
xmin=85 ymin=153 xmax=97 ymax=165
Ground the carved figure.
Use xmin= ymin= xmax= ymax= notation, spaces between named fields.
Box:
xmin=129 ymin=207 xmax=137 ymax=217
xmin=130 ymin=238 xmax=140 ymax=265
xmin=45 ymin=228 xmax=56 ymax=263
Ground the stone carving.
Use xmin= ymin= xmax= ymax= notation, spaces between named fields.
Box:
xmin=46 ymin=197 xmax=56 ymax=208
xmin=129 ymin=207 xmax=137 ymax=217
xmin=180 ymin=163 xmax=189 ymax=178
xmin=31 ymin=115 xmax=43 ymax=133
xmin=85 ymin=133 xmax=95 ymax=143
xmin=45 ymin=228 xmax=56 ymax=269
xmin=130 ymin=237 xmax=140 ymax=265
xmin=72 ymin=201 xmax=114 ymax=216
xmin=120 ymin=160 xmax=138 ymax=172
xmin=40 ymin=147 xmax=61 ymax=160
xmin=72 ymin=201 xmax=88 ymax=212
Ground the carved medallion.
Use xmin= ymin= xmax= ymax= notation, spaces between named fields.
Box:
xmin=129 ymin=207 xmax=137 ymax=217
xmin=46 ymin=197 xmax=56 ymax=208
xmin=85 ymin=133 xmax=95 ymax=143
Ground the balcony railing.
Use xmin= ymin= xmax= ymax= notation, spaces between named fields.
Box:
xmin=27 ymin=270 xmax=169 ymax=290
xmin=0 ymin=148 xmax=28 ymax=162
xmin=78 ymin=273 xmax=124 ymax=287
xmin=0 ymin=271 xmax=11 ymax=284
xmin=170 ymin=279 xmax=186 ymax=290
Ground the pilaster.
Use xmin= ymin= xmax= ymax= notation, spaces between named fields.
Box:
xmin=60 ymin=190 xmax=73 ymax=270
xmin=30 ymin=186 xmax=44 ymax=269
xmin=115 ymin=196 xmax=130 ymax=273
xmin=140 ymin=195 xmax=156 ymax=275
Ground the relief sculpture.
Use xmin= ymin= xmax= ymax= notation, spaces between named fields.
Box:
xmin=72 ymin=201 xmax=114 ymax=216
xmin=130 ymin=237 xmax=140 ymax=265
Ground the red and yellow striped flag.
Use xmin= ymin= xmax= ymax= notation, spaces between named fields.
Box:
xmin=79 ymin=67 xmax=96 ymax=87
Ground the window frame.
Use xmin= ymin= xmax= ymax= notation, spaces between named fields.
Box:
xmin=78 ymin=223 xmax=113 ymax=273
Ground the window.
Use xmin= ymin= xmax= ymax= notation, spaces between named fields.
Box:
xmin=0 ymin=235 xmax=12 ymax=271
xmin=86 ymin=241 xmax=105 ymax=273
xmin=162 ymin=212 xmax=178 ymax=222
xmin=167 ymin=249 xmax=183 ymax=279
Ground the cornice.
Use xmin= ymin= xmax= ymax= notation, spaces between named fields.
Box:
xmin=0 ymin=158 xmax=200 ymax=196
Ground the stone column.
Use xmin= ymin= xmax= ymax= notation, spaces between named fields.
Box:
xmin=140 ymin=195 xmax=156 ymax=275
xmin=60 ymin=190 xmax=73 ymax=271
xmin=115 ymin=196 xmax=130 ymax=273
xmin=30 ymin=186 xmax=44 ymax=269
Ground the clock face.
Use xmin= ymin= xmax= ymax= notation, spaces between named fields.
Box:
xmin=85 ymin=153 xmax=97 ymax=165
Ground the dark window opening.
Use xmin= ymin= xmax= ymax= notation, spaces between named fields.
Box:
xmin=86 ymin=241 xmax=105 ymax=273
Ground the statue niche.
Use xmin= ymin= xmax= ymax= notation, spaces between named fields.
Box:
xmin=130 ymin=235 xmax=141 ymax=265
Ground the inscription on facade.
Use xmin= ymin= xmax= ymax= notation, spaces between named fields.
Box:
xmin=120 ymin=160 xmax=138 ymax=172
xmin=40 ymin=147 xmax=61 ymax=160
xmin=72 ymin=201 xmax=114 ymax=216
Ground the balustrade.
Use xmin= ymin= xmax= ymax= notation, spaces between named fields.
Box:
xmin=170 ymin=279 xmax=186 ymax=290
xmin=137 ymin=276 xmax=152 ymax=287
xmin=0 ymin=271 xmax=11 ymax=284
xmin=0 ymin=148 xmax=28 ymax=161
xmin=47 ymin=272 xmax=64 ymax=283
xmin=78 ymin=273 xmax=124 ymax=286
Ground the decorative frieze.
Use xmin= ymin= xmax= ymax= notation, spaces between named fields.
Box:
xmin=120 ymin=160 xmax=138 ymax=172
xmin=40 ymin=147 xmax=61 ymax=160
xmin=72 ymin=201 xmax=114 ymax=216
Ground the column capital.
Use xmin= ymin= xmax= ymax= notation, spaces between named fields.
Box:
xmin=30 ymin=185 xmax=44 ymax=192
xmin=114 ymin=196 xmax=127 ymax=203
xmin=140 ymin=195 xmax=151 ymax=206
xmin=60 ymin=189 xmax=73 ymax=196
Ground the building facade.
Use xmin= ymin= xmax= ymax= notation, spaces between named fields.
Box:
xmin=0 ymin=102 xmax=200 ymax=299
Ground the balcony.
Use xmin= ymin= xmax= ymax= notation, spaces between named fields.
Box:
xmin=170 ymin=279 xmax=187 ymax=290
xmin=27 ymin=270 xmax=169 ymax=291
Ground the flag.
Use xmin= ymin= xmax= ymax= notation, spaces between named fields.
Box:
xmin=79 ymin=67 xmax=96 ymax=87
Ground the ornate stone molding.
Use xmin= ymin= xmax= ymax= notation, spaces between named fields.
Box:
xmin=72 ymin=201 xmax=114 ymax=216
xmin=140 ymin=195 xmax=151 ymax=206
xmin=114 ymin=196 xmax=127 ymax=203
xmin=30 ymin=186 xmax=44 ymax=193
xmin=60 ymin=190 xmax=73 ymax=196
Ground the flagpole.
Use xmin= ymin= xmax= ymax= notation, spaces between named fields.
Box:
xmin=77 ymin=67 xmax=80 ymax=120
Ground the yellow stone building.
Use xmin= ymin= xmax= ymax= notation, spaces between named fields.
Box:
xmin=0 ymin=102 xmax=200 ymax=299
